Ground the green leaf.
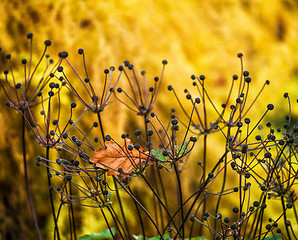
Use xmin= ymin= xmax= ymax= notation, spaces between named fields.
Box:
xmin=132 ymin=235 xmax=207 ymax=240
xmin=151 ymin=149 xmax=168 ymax=162
xmin=106 ymin=192 xmax=112 ymax=199
xmin=264 ymin=234 xmax=282 ymax=240
xmin=133 ymin=234 xmax=170 ymax=240
xmin=245 ymin=234 xmax=281 ymax=240
xmin=175 ymin=141 xmax=188 ymax=156
xmin=92 ymin=201 xmax=112 ymax=208
xmin=78 ymin=227 xmax=116 ymax=240
xmin=189 ymin=237 xmax=209 ymax=240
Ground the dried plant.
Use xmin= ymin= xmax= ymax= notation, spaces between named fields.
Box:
xmin=0 ymin=35 xmax=297 ymax=240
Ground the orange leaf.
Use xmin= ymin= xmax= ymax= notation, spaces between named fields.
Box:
xmin=90 ymin=139 xmax=151 ymax=176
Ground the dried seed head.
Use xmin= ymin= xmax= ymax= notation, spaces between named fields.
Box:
xmin=78 ymin=48 xmax=84 ymax=54
xmin=44 ymin=40 xmax=51 ymax=46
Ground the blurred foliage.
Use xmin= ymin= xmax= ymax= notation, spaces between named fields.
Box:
xmin=0 ymin=0 xmax=297 ymax=239
xmin=78 ymin=228 xmax=115 ymax=240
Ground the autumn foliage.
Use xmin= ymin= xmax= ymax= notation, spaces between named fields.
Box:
xmin=90 ymin=139 xmax=152 ymax=177
xmin=0 ymin=1 xmax=297 ymax=239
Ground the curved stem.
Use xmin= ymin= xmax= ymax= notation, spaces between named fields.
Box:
xmin=128 ymin=186 xmax=146 ymax=239
xmin=22 ymin=115 xmax=42 ymax=240
xmin=198 ymin=134 xmax=207 ymax=235
xmin=46 ymin=146 xmax=60 ymax=240
xmin=100 ymin=208 xmax=116 ymax=240
xmin=281 ymin=196 xmax=292 ymax=240
xmin=113 ymin=177 xmax=131 ymax=240
xmin=173 ymin=163 xmax=184 ymax=238
xmin=96 ymin=111 xmax=105 ymax=144
xmin=68 ymin=182 xmax=76 ymax=239
xmin=141 ymin=174 xmax=181 ymax=237
xmin=213 ymin=153 xmax=227 ymax=231
xmin=115 ymin=178 xmax=164 ymax=239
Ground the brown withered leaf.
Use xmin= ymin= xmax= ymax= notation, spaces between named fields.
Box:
xmin=90 ymin=139 xmax=151 ymax=176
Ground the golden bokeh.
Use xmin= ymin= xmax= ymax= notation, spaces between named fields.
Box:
xmin=0 ymin=0 xmax=297 ymax=239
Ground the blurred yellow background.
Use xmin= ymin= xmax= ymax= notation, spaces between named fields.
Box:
xmin=0 ymin=0 xmax=297 ymax=239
